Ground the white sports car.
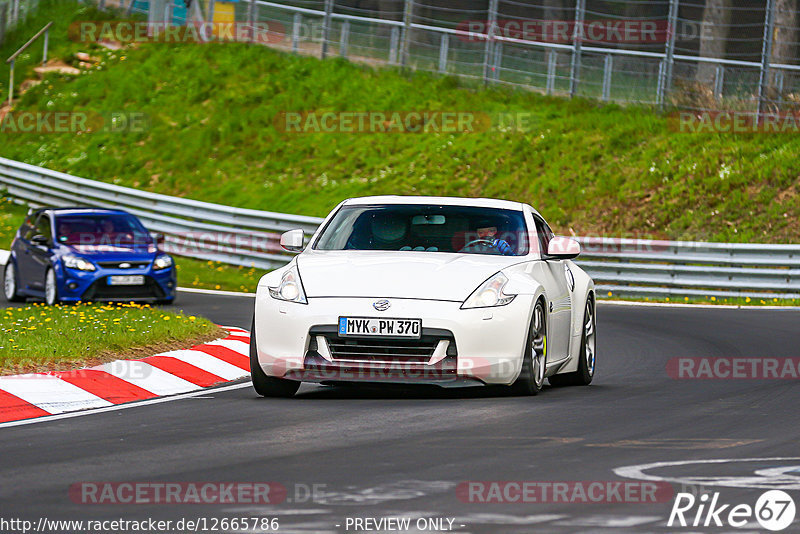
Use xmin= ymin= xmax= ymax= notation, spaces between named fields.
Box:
xmin=251 ymin=196 xmax=596 ymax=397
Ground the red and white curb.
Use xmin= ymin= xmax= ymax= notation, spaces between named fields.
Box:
xmin=0 ymin=326 xmax=251 ymax=424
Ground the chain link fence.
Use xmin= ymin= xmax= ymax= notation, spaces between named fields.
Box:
xmin=205 ymin=0 xmax=799 ymax=115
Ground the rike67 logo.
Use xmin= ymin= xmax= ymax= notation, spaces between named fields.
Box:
xmin=668 ymin=490 xmax=796 ymax=531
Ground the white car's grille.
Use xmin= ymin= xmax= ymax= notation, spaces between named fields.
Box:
xmin=324 ymin=336 xmax=439 ymax=364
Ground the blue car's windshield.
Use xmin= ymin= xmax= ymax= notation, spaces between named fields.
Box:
xmin=55 ymin=214 xmax=150 ymax=246
xmin=314 ymin=204 xmax=529 ymax=256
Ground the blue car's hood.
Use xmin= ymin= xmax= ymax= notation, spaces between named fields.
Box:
xmin=64 ymin=243 xmax=157 ymax=261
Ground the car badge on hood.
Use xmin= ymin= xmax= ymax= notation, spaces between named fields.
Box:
xmin=373 ymin=299 xmax=391 ymax=311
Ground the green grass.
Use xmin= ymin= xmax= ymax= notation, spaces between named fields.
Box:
xmin=0 ymin=198 xmax=267 ymax=293
xmin=0 ymin=301 xmax=223 ymax=373
xmin=0 ymin=14 xmax=798 ymax=244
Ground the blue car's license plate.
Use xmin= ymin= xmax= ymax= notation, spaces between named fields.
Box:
xmin=108 ymin=275 xmax=145 ymax=286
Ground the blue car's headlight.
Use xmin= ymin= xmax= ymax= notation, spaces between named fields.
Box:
xmin=63 ymin=255 xmax=96 ymax=272
xmin=153 ymin=254 xmax=174 ymax=270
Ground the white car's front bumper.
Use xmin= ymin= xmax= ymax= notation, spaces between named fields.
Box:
xmin=253 ymin=292 xmax=534 ymax=386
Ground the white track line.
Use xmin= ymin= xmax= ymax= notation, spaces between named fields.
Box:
xmin=178 ymin=287 xmax=255 ymax=298
xmin=599 ymin=299 xmax=800 ymax=311
xmin=0 ymin=382 xmax=253 ymax=429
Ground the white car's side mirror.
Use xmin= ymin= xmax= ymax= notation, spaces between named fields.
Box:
xmin=547 ymin=236 xmax=580 ymax=259
xmin=280 ymin=229 xmax=305 ymax=253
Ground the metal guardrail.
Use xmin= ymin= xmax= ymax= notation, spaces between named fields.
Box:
xmin=1 ymin=157 xmax=798 ymax=300
xmin=0 ymin=157 xmax=323 ymax=270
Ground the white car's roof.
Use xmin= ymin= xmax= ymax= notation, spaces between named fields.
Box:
xmin=343 ymin=195 xmax=527 ymax=211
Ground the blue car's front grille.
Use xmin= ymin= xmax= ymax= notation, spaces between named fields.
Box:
xmin=82 ymin=276 xmax=165 ymax=301
xmin=96 ymin=261 xmax=151 ymax=269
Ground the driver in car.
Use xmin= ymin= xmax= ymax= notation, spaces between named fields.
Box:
xmin=475 ymin=223 xmax=514 ymax=256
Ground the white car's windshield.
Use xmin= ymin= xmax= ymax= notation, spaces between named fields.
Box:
xmin=314 ymin=204 xmax=529 ymax=256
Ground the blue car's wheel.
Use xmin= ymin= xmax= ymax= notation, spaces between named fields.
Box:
xmin=44 ymin=268 xmax=59 ymax=306
xmin=3 ymin=262 xmax=23 ymax=302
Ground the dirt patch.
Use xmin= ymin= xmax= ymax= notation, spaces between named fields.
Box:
xmin=34 ymin=60 xmax=81 ymax=76
xmin=0 ymin=325 xmax=231 ymax=376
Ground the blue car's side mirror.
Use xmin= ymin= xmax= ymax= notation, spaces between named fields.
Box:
xmin=31 ymin=234 xmax=49 ymax=246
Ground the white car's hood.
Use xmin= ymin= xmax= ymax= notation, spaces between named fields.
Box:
xmin=297 ymin=251 xmax=522 ymax=301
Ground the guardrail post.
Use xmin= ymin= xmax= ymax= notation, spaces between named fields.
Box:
xmin=601 ymin=54 xmax=612 ymax=101
xmin=321 ymin=0 xmax=333 ymax=59
xmin=569 ymin=0 xmax=585 ymax=97
xmin=437 ymin=32 xmax=448 ymax=73
xmin=292 ymin=12 xmax=301 ymax=53
xmin=546 ymin=50 xmax=556 ymax=94
xmin=482 ymin=0 xmax=498 ymax=84
xmin=400 ymin=0 xmax=412 ymax=66
xmin=757 ymin=0 xmax=775 ymax=120
xmin=389 ymin=26 xmax=399 ymax=64
xmin=339 ymin=20 xmax=349 ymax=58
xmin=713 ymin=65 xmax=724 ymax=101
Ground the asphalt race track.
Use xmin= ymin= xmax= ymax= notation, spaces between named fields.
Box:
xmin=1 ymin=293 xmax=799 ymax=533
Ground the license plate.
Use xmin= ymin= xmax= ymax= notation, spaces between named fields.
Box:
xmin=338 ymin=317 xmax=422 ymax=338
xmin=108 ymin=275 xmax=145 ymax=286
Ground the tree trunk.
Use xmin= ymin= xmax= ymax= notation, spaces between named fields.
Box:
xmin=771 ymin=0 xmax=798 ymax=65
xmin=696 ymin=0 xmax=731 ymax=85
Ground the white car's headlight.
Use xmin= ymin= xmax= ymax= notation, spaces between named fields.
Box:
xmin=269 ymin=265 xmax=307 ymax=304
xmin=63 ymin=255 xmax=96 ymax=272
xmin=153 ymin=254 xmax=173 ymax=270
xmin=461 ymin=272 xmax=516 ymax=309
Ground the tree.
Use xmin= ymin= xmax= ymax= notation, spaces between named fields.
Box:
xmin=771 ymin=0 xmax=798 ymax=65
xmin=696 ymin=0 xmax=732 ymax=85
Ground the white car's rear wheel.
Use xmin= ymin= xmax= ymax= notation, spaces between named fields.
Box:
xmin=249 ymin=318 xmax=300 ymax=398
xmin=549 ymin=297 xmax=595 ymax=387
xmin=511 ymin=299 xmax=547 ymax=396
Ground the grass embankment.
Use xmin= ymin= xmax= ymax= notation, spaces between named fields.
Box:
xmin=0 ymin=302 xmax=224 ymax=374
xmin=0 ymin=3 xmax=798 ymax=306
xmin=1 ymin=12 xmax=799 ymax=243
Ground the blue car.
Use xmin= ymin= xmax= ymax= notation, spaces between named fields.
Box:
xmin=3 ymin=207 xmax=176 ymax=305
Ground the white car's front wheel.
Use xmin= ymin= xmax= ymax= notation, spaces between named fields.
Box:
xmin=511 ymin=299 xmax=547 ymax=396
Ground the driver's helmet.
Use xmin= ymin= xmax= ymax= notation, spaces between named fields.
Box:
xmin=371 ymin=213 xmax=408 ymax=246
